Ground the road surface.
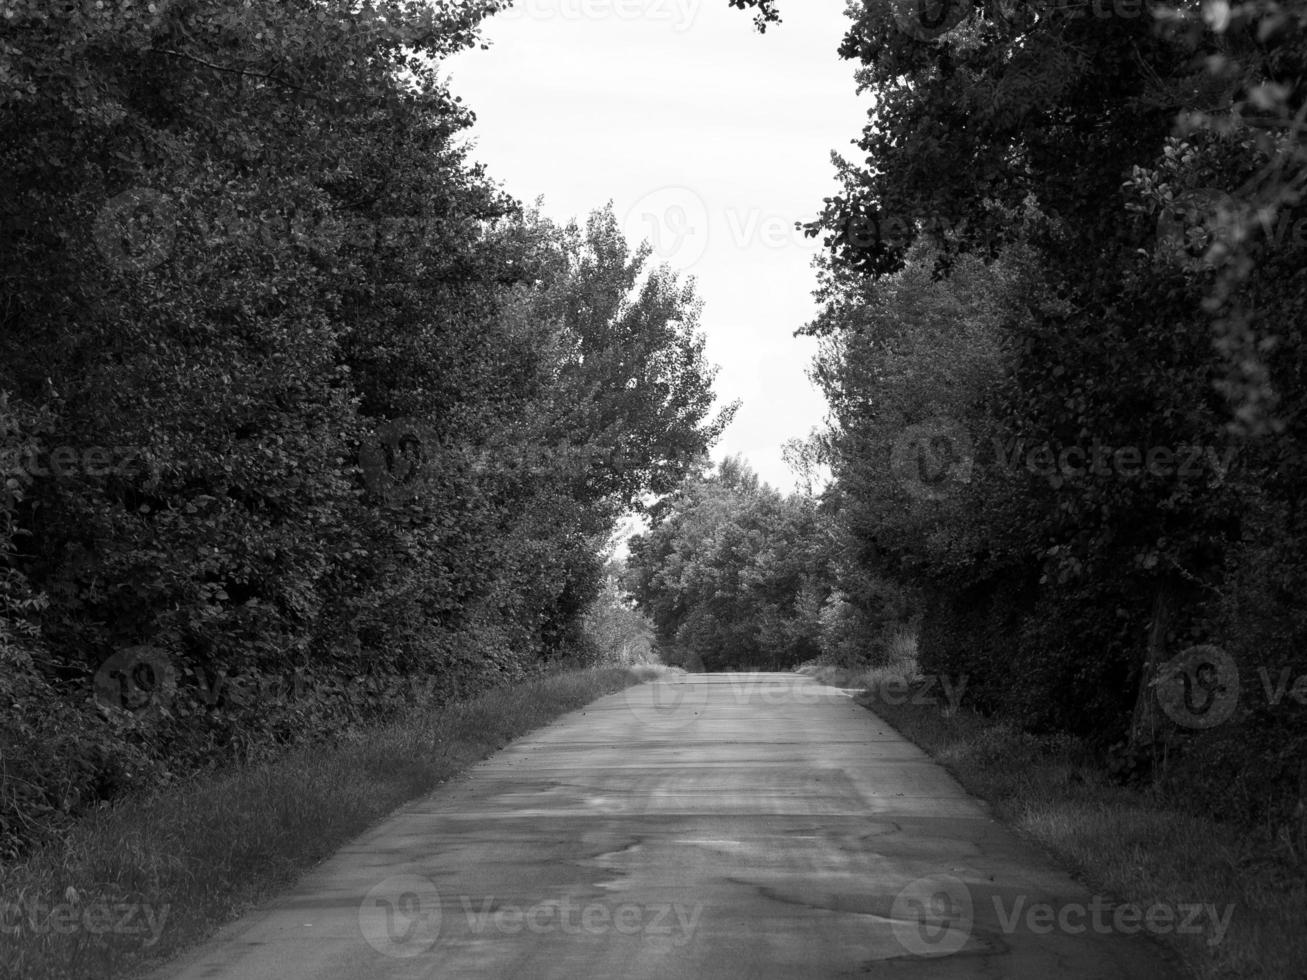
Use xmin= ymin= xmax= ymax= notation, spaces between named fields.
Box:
xmin=156 ymin=672 xmax=1184 ymax=979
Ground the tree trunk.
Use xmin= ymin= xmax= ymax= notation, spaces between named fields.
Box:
xmin=1129 ymin=576 xmax=1179 ymax=748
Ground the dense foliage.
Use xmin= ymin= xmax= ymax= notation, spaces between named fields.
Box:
xmin=626 ymin=456 xmax=912 ymax=670
xmin=725 ymin=0 xmax=1307 ymax=844
xmin=0 ymin=0 xmax=728 ymax=858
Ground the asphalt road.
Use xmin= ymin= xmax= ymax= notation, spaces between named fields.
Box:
xmin=156 ymin=672 xmax=1185 ymax=979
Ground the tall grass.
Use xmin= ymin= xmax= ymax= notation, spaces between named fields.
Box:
xmin=799 ymin=625 xmax=920 ymax=691
xmin=0 ymin=665 xmax=657 ymax=980
xmin=850 ymin=632 xmax=1306 ymax=980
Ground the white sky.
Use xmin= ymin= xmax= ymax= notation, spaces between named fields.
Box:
xmin=443 ymin=0 xmax=870 ymax=493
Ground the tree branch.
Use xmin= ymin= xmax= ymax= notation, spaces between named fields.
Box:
xmin=151 ymin=48 xmax=321 ymax=99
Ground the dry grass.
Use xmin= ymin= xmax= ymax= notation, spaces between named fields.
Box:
xmin=856 ymin=659 xmax=1307 ymax=980
xmin=0 ymin=665 xmax=657 ymax=980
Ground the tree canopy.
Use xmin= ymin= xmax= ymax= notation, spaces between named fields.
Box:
xmin=706 ymin=0 xmax=1307 ymax=838
xmin=0 ymin=0 xmax=729 ymax=858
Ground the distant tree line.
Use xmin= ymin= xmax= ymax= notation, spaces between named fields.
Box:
xmin=625 ymin=455 xmax=914 ymax=671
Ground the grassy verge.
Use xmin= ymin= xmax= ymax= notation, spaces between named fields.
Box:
xmin=0 ymin=664 xmax=658 ymax=980
xmin=806 ymin=657 xmax=1306 ymax=979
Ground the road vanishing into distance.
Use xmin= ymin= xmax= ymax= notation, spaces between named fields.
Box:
xmin=157 ymin=673 xmax=1184 ymax=979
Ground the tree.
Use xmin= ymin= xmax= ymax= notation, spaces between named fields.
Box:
xmin=778 ymin=0 xmax=1307 ymax=834
xmin=0 ymin=0 xmax=732 ymax=856
xmin=626 ymin=458 xmax=833 ymax=670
